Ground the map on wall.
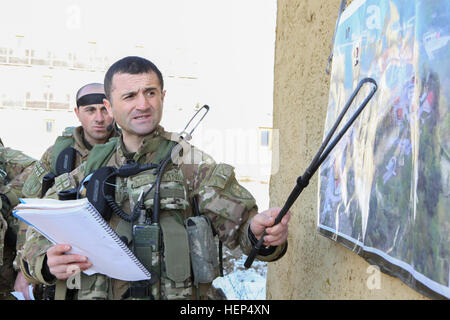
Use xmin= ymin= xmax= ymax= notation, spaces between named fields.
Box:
xmin=318 ymin=0 xmax=450 ymax=299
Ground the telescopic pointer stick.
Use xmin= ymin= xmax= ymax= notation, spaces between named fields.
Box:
xmin=244 ymin=78 xmax=378 ymax=268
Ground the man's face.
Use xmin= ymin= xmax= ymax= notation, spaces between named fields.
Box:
xmin=104 ymin=72 xmax=165 ymax=138
xmin=74 ymin=103 xmax=113 ymax=145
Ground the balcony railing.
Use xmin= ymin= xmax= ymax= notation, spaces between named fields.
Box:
xmin=0 ymin=46 xmax=110 ymax=71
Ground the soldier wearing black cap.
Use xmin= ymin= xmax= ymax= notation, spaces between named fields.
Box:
xmin=21 ymin=83 xmax=120 ymax=200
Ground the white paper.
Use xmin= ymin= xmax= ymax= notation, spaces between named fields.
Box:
xmin=14 ymin=198 xmax=150 ymax=281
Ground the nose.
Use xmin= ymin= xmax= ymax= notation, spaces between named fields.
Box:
xmin=94 ymin=109 xmax=105 ymax=123
xmin=135 ymin=92 xmax=150 ymax=110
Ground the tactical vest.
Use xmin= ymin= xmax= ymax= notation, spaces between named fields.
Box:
xmin=22 ymin=127 xmax=82 ymax=198
xmin=54 ymin=136 xmax=220 ymax=300
xmin=50 ymin=127 xmax=78 ymax=175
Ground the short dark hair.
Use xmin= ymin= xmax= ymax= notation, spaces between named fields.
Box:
xmin=104 ymin=56 xmax=164 ymax=100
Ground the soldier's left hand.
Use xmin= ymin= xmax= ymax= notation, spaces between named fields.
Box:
xmin=250 ymin=207 xmax=290 ymax=246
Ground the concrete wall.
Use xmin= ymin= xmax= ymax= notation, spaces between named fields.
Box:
xmin=266 ymin=0 xmax=425 ymax=299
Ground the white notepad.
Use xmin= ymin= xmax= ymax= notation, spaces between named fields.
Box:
xmin=14 ymin=198 xmax=151 ymax=281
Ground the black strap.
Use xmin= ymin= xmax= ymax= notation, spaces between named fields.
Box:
xmin=41 ymin=173 xmax=56 ymax=198
xmin=41 ymin=147 xmax=77 ymax=198
xmin=218 ymin=240 xmax=224 ymax=277
xmin=247 ymin=225 xmax=277 ymax=257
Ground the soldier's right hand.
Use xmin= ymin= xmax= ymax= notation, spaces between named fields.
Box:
xmin=46 ymin=244 xmax=92 ymax=280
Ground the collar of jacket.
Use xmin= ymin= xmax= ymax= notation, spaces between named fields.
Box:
xmin=118 ymin=125 xmax=170 ymax=164
xmin=75 ymin=125 xmax=121 ymax=156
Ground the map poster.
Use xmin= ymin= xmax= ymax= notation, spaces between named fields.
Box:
xmin=318 ymin=0 xmax=449 ymax=299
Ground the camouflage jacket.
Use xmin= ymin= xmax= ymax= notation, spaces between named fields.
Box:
xmin=0 ymin=141 xmax=36 ymax=267
xmin=19 ymin=126 xmax=287 ymax=300
xmin=22 ymin=125 xmax=120 ymax=199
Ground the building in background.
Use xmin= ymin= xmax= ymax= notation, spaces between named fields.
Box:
xmin=0 ymin=0 xmax=277 ymax=211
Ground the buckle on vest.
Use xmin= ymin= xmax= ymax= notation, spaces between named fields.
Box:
xmin=129 ymin=280 xmax=153 ymax=300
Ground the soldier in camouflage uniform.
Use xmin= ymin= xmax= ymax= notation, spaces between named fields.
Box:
xmin=18 ymin=56 xmax=290 ymax=300
xmin=21 ymin=83 xmax=120 ymax=199
xmin=0 ymin=138 xmax=36 ymax=299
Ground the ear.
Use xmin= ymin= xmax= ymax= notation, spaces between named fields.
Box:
xmin=103 ymin=98 xmax=114 ymax=118
xmin=161 ymin=90 xmax=166 ymax=103
xmin=74 ymin=107 xmax=80 ymax=120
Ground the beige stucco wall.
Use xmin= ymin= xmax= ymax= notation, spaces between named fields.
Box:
xmin=266 ymin=0 xmax=425 ymax=299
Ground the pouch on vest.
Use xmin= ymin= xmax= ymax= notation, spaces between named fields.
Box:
xmin=184 ymin=215 xmax=219 ymax=286
xmin=127 ymin=167 xmax=189 ymax=212
xmin=158 ymin=213 xmax=191 ymax=300
xmin=160 ymin=213 xmax=191 ymax=282
xmin=55 ymin=147 xmax=77 ymax=176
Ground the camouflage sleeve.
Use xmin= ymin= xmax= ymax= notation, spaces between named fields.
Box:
xmin=18 ymin=226 xmax=55 ymax=285
xmin=21 ymin=146 xmax=53 ymax=198
xmin=0 ymin=147 xmax=36 ymax=209
xmin=184 ymin=148 xmax=287 ymax=262
xmin=0 ymin=147 xmax=36 ymax=270
xmin=13 ymin=151 xmax=53 ymax=267
xmin=238 ymin=208 xmax=288 ymax=262
xmin=18 ymin=161 xmax=84 ymax=283
xmin=9 ymin=165 xmax=39 ymax=269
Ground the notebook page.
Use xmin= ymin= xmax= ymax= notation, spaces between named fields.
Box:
xmin=18 ymin=198 xmax=87 ymax=209
xmin=14 ymin=199 xmax=150 ymax=281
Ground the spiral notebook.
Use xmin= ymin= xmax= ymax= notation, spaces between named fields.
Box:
xmin=14 ymin=198 xmax=151 ymax=281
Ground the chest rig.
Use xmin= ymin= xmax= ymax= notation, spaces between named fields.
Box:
xmin=73 ymin=106 xmax=216 ymax=300
xmin=84 ymin=136 xmax=191 ymax=299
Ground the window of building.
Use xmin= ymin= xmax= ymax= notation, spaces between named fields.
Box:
xmin=45 ymin=119 xmax=54 ymax=133
xmin=43 ymin=92 xmax=54 ymax=101
xmin=259 ymin=127 xmax=272 ymax=148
